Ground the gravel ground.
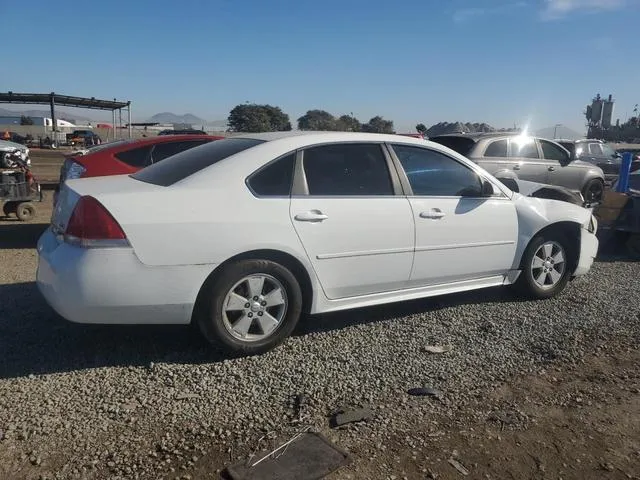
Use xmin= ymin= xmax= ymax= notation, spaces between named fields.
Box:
xmin=0 ymin=195 xmax=638 ymax=479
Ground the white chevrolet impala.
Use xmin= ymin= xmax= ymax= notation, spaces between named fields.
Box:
xmin=37 ymin=132 xmax=598 ymax=354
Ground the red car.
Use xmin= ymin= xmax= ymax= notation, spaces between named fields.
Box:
xmin=55 ymin=134 xmax=224 ymax=203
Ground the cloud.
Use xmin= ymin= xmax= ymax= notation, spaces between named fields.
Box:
xmin=540 ymin=0 xmax=629 ymax=20
xmin=453 ymin=2 xmax=527 ymax=23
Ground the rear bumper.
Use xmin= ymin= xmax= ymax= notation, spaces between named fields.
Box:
xmin=36 ymin=228 xmax=214 ymax=325
xmin=574 ymin=227 xmax=599 ymax=277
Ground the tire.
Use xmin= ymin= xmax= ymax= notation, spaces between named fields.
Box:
xmin=197 ymin=259 xmax=303 ymax=355
xmin=582 ymin=178 xmax=604 ymax=204
xmin=15 ymin=202 xmax=35 ymax=222
xmin=515 ymin=233 xmax=572 ymax=299
xmin=2 ymin=201 xmax=16 ymax=217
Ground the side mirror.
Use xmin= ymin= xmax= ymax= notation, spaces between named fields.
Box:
xmin=482 ymin=179 xmax=494 ymax=196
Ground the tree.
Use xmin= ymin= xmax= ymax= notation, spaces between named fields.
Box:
xmin=297 ymin=110 xmax=337 ymax=131
xmin=362 ymin=116 xmax=394 ymax=134
xmin=336 ymin=114 xmax=361 ymax=132
xmin=415 ymin=123 xmax=427 ymax=135
xmin=20 ymin=115 xmax=34 ymax=126
xmin=227 ymin=104 xmax=291 ymax=132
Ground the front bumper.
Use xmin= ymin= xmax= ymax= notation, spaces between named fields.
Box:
xmin=36 ymin=228 xmax=214 ymax=325
xmin=573 ymin=226 xmax=599 ymax=277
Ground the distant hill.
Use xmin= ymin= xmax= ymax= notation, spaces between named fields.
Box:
xmin=146 ymin=112 xmax=207 ymax=125
xmin=535 ymin=125 xmax=584 ymax=141
xmin=426 ymin=121 xmax=515 ymax=137
xmin=0 ymin=107 xmax=94 ymax=123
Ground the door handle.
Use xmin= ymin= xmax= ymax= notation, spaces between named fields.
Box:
xmin=294 ymin=210 xmax=328 ymax=222
xmin=548 ymin=166 xmax=555 ymax=171
xmin=420 ymin=209 xmax=445 ymax=219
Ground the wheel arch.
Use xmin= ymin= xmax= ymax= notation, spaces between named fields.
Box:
xmin=191 ymin=249 xmax=315 ymax=324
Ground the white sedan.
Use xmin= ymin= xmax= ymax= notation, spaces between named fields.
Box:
xmin=37 ymin=132 xmax=598 ymax=354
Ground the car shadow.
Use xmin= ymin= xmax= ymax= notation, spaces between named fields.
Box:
xmin=0 ymin=222 xmax=49 ymax=249
xmin=0 ymin=281 xmax=526 ymax=379
xmin=295 ymin=286 xmax=519 ymax=336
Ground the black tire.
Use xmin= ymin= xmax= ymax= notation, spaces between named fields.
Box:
xmin=515 ymin=233 xmax=572 ymax=299
xmin=196 ymin=259 xmax=303 ymax=355
xmin=15 ymin=202 xmax=35 ymax=222
xmin=582 ymin=178 xmax=604 ymax=204
xmin=2 ymin=201 xmax=16 ymax=217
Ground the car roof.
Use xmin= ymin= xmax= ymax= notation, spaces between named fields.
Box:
xmin=128 ymin=134 xmax=224 ymax=145
xmin=231 ymin=130 xmax=430 ymax=144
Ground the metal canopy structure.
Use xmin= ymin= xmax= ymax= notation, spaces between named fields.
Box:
xmin=0 ymin=91 xmax=132 ymax=143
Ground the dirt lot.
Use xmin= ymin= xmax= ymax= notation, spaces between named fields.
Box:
xmin=0 ymin=195 xmax=638 ymax=480
xmin=29 ymin=149 xmax=68 ymax=184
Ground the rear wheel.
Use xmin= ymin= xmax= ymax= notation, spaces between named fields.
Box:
xmin=515 ymin=234 xmax=572 ymax=299
xmin=15 ymin=202 xmax=35 ymax=222
xmin=582 ymin=178 xmax=604 ymax=204
xmin=197 ymin=259 xmax=303 ymax=355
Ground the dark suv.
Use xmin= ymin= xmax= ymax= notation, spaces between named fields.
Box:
xmin=430 ymin=132 xmax=606 ymax=203
xmin=555 ymin=139 xmax=623 ymax=184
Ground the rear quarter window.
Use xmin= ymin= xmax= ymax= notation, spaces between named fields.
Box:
xmin=131 ymin=138 xmax=265 ymax=186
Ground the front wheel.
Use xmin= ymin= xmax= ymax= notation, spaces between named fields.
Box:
xmin=197 ymin=259 xmax=303 ymax=355
xmin=582 ymin=178 xmax=604 ymax=204
xmin=515 ymin=234 xmax=572 ymax=299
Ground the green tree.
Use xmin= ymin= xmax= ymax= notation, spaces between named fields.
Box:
xmin=362 ymin=116 xmax=394 ymax=134
xmin=227 ymin=104 xmax=291 ymax=132
xmin=297 ymin=110 xmax=337 ymax=131
xmin=415 ymin=123 xmax=427 ymax=135
xmin=20 ymin=115 xmax=34 ymax=126
xmin=335 ymin=114 xmax=361 ymax=132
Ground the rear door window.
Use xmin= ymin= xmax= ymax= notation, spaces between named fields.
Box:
xmin=151 ymin=140 xmax=211 ymax=163
xmin=302 ymin=143 xmax=393 ymax=196
xmin=509 ymin=138 xmax=539 ymax=159
xmin=114 ymin=145 xmax=153 ymax=168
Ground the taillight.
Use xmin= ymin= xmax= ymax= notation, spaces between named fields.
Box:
xmin=64 ymin=196 xmax=129 ymax=248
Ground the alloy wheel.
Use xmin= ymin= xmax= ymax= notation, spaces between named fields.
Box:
xmin=221 ymin=274 xmax=288 ymax=342
xmin=531 ymin=241 xmax=566 ymax=289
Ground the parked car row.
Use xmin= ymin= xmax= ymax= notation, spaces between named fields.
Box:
xmin=38 ymin=132 xmax=598 ymax=354
xmin=429 ymin=133 xmax=605 ymax=204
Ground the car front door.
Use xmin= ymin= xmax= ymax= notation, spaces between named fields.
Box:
xmin=507 ymin=137 xmax=548 ymax=183
xmin=289 ymin=142 xmax=415 ymax=300
xmin=388 ymin=143 xmax=518 ymax=286
xmin=539 ymin=139 xmax=583 ymax=190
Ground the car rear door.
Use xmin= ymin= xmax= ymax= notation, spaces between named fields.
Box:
xmin=539 ymin=139 xmax=583 ymax=190
xmin=507 ymin=137 xmax=548 ymax=183
xmin=388 ymin=143 xmax=517 ymax=287
xmin=289 ymin=142 xmax=415 ymax=300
